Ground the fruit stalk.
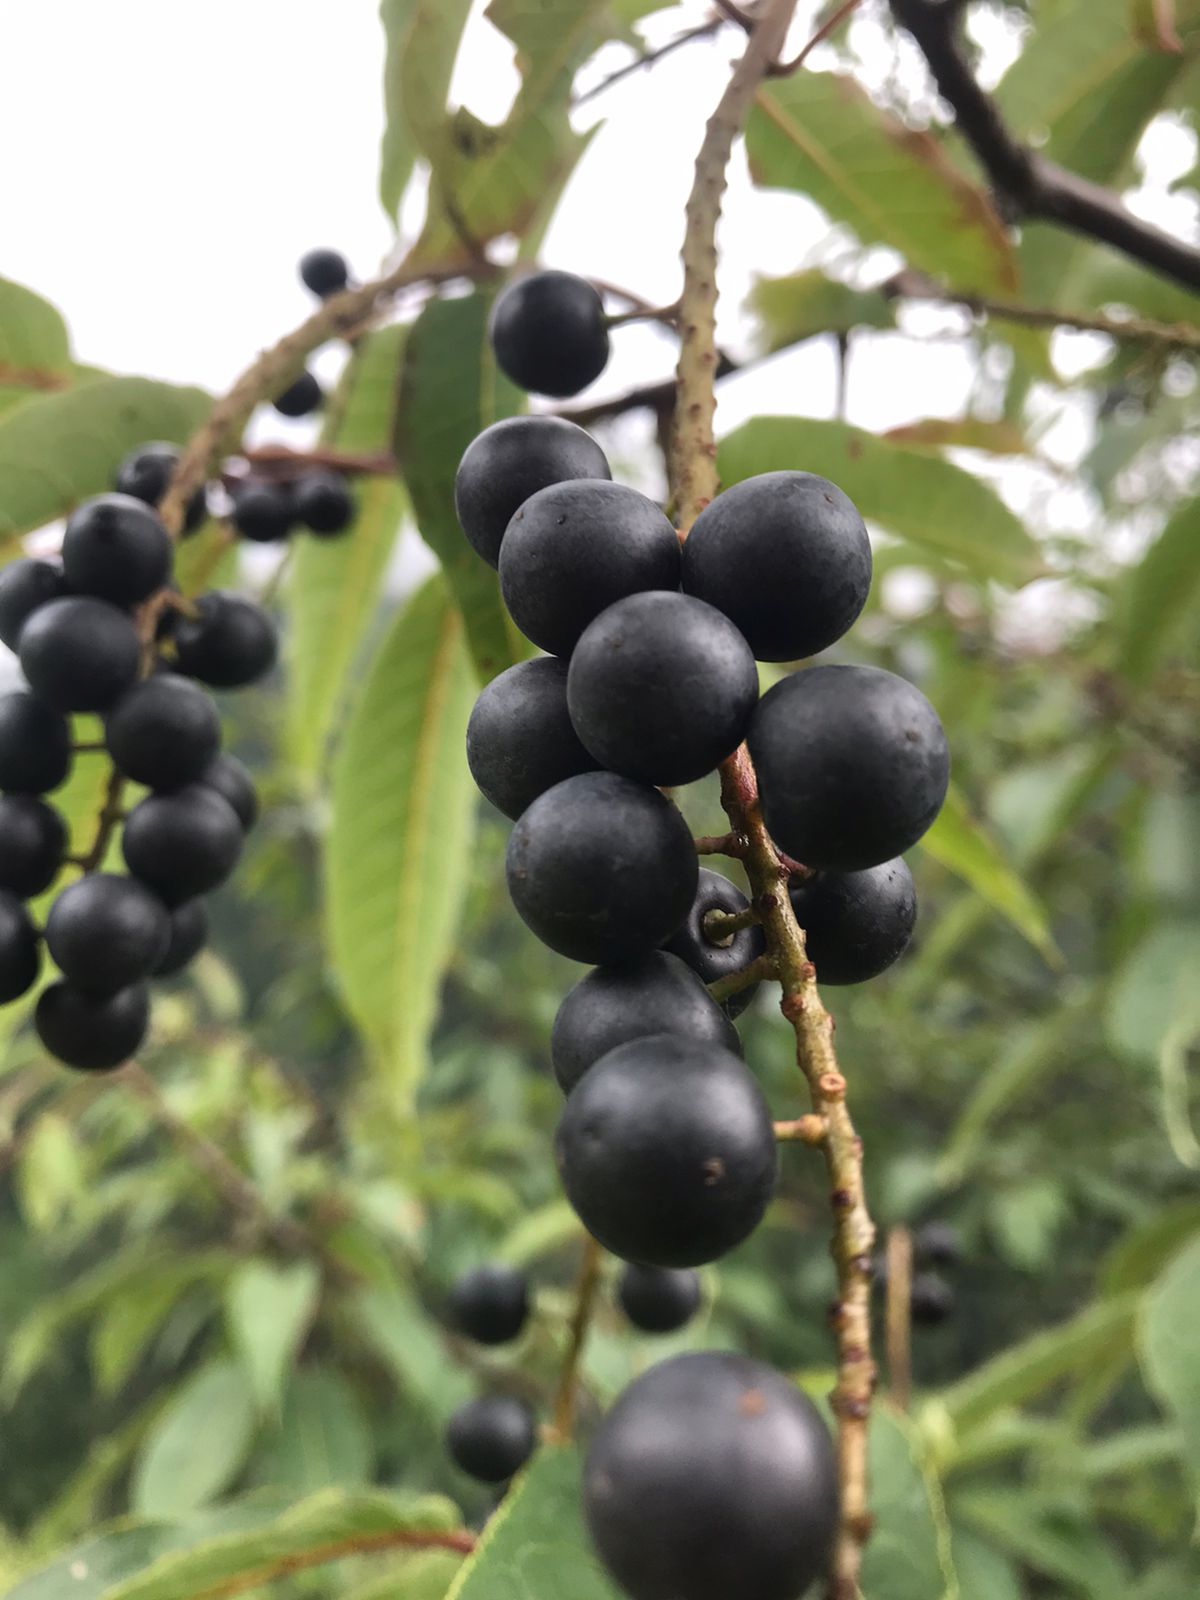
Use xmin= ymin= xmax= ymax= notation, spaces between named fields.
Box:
xmin=549 ymin=1233 xmax=605 ymax=1442
xmin=669 ymin=5 xmax=877 ymax=1592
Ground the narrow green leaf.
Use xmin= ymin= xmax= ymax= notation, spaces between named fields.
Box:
xmin=15 ymin=1112 xmax=84 ymax=1231
xmin=1102 ymin=1199 xmax=1200 ymax=1295
xmin=717 ymin=417 xmax=1040 ymax=583
xmin=394 ymin=291 xmax=523 ymax=682
xmin=341 ymin=1551 xmax=467 ymax=1600
xmin=920 ymin=785 xmax=1059 ymax=964
xmin=131 ymin=1359 xmax=256 ymax=1518
xmin=746 ymin=270 xmax=895 ymax=354
xmin=0 ymin=275 xmax=72 ymax=417
xmin=747 ymin=72 xmax=1018 ymax=293
xmin=1116 ymin=496 xmax=1200 ymax=685
xmin=949 ymin=1530 xmax=1022 ymax=1600
xmin=256 ymin=1369 xmax=373 ymax=1492
xmin=498 ymin=1200 xmax=584 ymax=1267
xmin=225 ymin=1260 xmax=320 ymax=1415
xmin=379 ymin=0 xmax=473 ymax=220
xmin=8 ymin=1529 xmax=170 ymax=1600
xmin=327 ymin=576 xmax=477 ymax=1105
xmin=91 ymin=1262 xmax=212 ymax=1395
xmin=862 ymin=1409 xmax=956 ymax=1600
xmin=882 ymin=417 xmax=1028 ymax=455
xmin=355 ymin=1284 xmax=473 ymax=1421
xmin=952 ymin=1487 xmax=1129 ymax=1595
xmin=1139 ymin=1233 xmax=1200 ymax=1507
xmin=1080 ymin=1422 xmax=1183 ymax=1480
xmin=446 ymin=1444 xmax=624 ymax=1600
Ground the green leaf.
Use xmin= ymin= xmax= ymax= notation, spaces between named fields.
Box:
xmin=394 ymin=291 xmax=523 ymax=682
xmin=379 ymin=0 xmax=474 ymax=220
xmin=15 ymin=1112 xmax=84 ymax=1231
xmin=1139 ymin=1233 xmax=1200 ymax=1507
xmin=862 ymin=1409 xmax=955 ymax=1600
xmin=288 ymin=326 xmax=407 ymax=780
xmin=100 ymin=1488 xmax=463 ymax=1600
xmin=498 ymin=1200 xmax=583 ymax=1267
xmin=131 ymin=1359 xmax=256 ymax=1518
xmin=446 ymin=1444 xmax=624 ymax=1600
xmin=747 ymin=72 xmax=1017 ymax=293
xmin=342 ymin=1551 xmax=466 ymax=1600
xmin=882 ymin=417 xmax=1028 ymax=456
xmin=327 ymin=576 xmax=478 ymax=1107
xmin=1102 ymin=1199 xmax=1200 ymax=1295
xmin=1106 ymin=919 xmax=1200 ymax=1165
xmin=1116 ymin=496 xmax=1200 ymax=685
xmin=716 ymin=417 xmax=1040 ymax=584
xmin=225 ymin=1260 xmax=320 ymax=1415
xmin=949 ymin=1529 xmax=1023 ymax=1600
xmin=91 ymin=1260 xmax=217 ymax=1396
xmin=1080 ymin=1422 xmax=1183 ymax=1481
xmin=8 ymin=1529 xmax=170 ymax=1600
xmin=0 ymin=275 xmax=71 ymax=417
xmin=952 ymin=1487 xmax=1129 ymax=1595
xmin=0 ymin=377 xmax=211 ymax=543
xmin=920 ymin=785 xmax=1059 ymax=963
xmin=355 ymin=1284 xmax=473 ymax=1421
xmin=746 ymin=270 xmax=895 ymax=354
xmin=256 ymin=1369 xmax=374 ymax=1491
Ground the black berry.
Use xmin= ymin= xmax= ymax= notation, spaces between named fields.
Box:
xmin=466 ymin=657 xmax=599 ymax=821
xmin=663 ymin=869 xmax=766 ymax=1020
xmin=748 ymin=665 xmax=949 ymax=870
xmin=0 ymin=559 xmax=67 ymax=650
xmin=293 ymin=470 xmax=354 ymax=536
xmin=445 ymin=1396 xmax=536 ymax=1483
xmin=911 ymin=1271 xmax=955 ymax=1325
xmin=449 ymin=1264 xmax=530 ymax=1345
xmin=915 ymin=1221 xmax=961 ymax=1268
xmin=35 ymin=980 xmax=149 ymax=1071
xmin=555 ymin=1034 xmax=776 ymax=1268
xmin=62 ymin=494 xmax=173 ymax=607
xmin=45 ymin=873 xmax=170 ymax=996
xmin=114 ymin=442 xmax=206 ymax=533
xmin=499 ymin=481 xmax=680 ymax=658
xmin=584 ymin=1352 xmax=837 ymax=1600
xmin=505 ymin=773 xmax=697 ymax=965
xmin=154 ymin=900 xmax=208 ymax=976
xmin=0 ymin=891 xmax=40 ymax=1002
xmin=172 ymin=592 xmax=278 ymax=689
xmin=788 ymin=858 xmax=917 ymax=985
xmin=454 ymin=416 xmax=610 ymax=569
xmin=488 ymin=270 xmax=609 ymax=398
xmin=299 ymin=248 xmax=350 ymax=297
xmin=19 ymin=597 xmax=141 ymax=713
xmin=0 ymin=795 xmax=66 ymax=896
xmin=682 ymin=472 xmax=872 ymax=662
xmin=122 ymin=785 xmax=243 ymax=906
xmin=551 ymin=951 xmax=739 ymax=1095
xmin=617 ymin=1264 xmax=701 ymax=1335
xmin=567 ymin=592 xmax=757 ymax=785
xmin=231 ymin=482 xmax=295 ymax=543
xmin=273 ymin=370 xmax=323 ymax=418
xmin=197 ymin=753 xmax=258 ymax=831
xmin=105 ymin=676 xmax=221 ymax=790
xmin=0 ymin=693 xmax=72 ymax=794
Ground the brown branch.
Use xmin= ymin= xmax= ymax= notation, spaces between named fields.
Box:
xmin=884 ymin=1225 xmax=913 ymax=1412
xmin=693 ymin=830 xmax=743 ymax=857
xmin=890 ymin=0 xmax=1200 ymax=292
xmin=236 ymin=445 xmax=398 ymax=479
xmin=573 ymin=20 xmax=723 ymax=108
xmin=190 ymin=1527 xmax=476 ymax=1600
xmin=770 ymin=0 xmax=864 ymax=75
xmin=548 ymin=1234 xmax=604 ymax=1443
xmin=78 ymin=765 xmax=127 ymax=875
xmin=668 ymin=6 xmax=876 ymax=1590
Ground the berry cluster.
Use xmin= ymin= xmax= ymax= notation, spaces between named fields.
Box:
xmin=454 ymin=268 xmax=950 ymax=1597
xmin=441 ymin=1259 xmax=701 ymax=1485
xmin=0 ymin=460 xmax=273 ymax=1070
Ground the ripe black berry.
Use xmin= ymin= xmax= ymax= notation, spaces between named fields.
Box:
xmin=551 ymin=951 xmax=739 ymax=1095
xmin=45 ymin=873 xmax=170 ymax=996
xmin=299 ymin=248 xmax=350 ymax=297
xmin=62 ymin=494 xmax=173 ymax=607
xmin=682 ymin=472 xmax=872 ymax=662
xmin=445 ymin=1395 xmax=536 ymax=1483
xmin=663 ymin=869 xmax=766 ymax=1020
xmin=105 ymin=676 xmax=221 ymax=790
xmin=35 ymin=980 xmax=149 ymax=1071
xmin=454 ymin=416 xmax=610 ymax=569
xmin=197 ymin=753 xmax=258 ymax=831
xmin=0 ymin=559 xmax=67 ymax=650
xmin=273 ymin=370 xmax=323 ymax=418
xmin=617 ymin=1264 xmax=701 ymax=1335
xmin=231 ymin=482 xmax=295 ymax=543
xmin=915 ymin=1221 xmax=961 ymax=1268
xmin=0 ymin=795 xmax=66 ymax=896
xmin=788 ymin=858 xmax=916 ymax=985
xmin=172 ymin=592 xmax=278 ymax=688
xmin=584 ymin=1352 xmax=837 ymax=1600
xmin=19 ymin=597 xmax=141 ymax=712
xmin=466 ymin=657 xmax=599 ymax=821
xmin=114 ymin=442 xmax=207 ymax=533
xmin=154 ymin=900 xmax=208 ymax=976
xmin=449 ymin=1264 xmax=530 ymax=1345
xmin=748 ymin=665 xmax=949 ymax=871
xmin=505 ymin=773 xmax=697 ymax=965
xmin=0 ymin=693 xmax=72 ymax=794
xmin=567 ymin=592 xmax=757 ymax=784
xmin=122 ymin=785 xmax=243 ymax=906
xmin=488 ymin=270 xmax=609 ymax=398
xmin=499 ymin=482 xmax=680 ymax=657
xmin=293 ymin=470 xmax=354 ymax=536
xmin=911 ymin=1271 xmax=955 ymax=1325
xmin=0 ymin=891 xmax=40 ymax=1002
xmin=555 ymin=1034 xmax=776 ymax=1268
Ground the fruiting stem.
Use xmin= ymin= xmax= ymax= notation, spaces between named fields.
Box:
xmin=775 ymin=1115 xmax=827 ymax=1145
xmin=669 ymin=6 xmax=877 ymax=1592
xmin=693 ymin=831 xmax=742 ymax=857
xmin=549 ymin=1233 xmax=605 ymax=1443
xmin=884 ymin=1226 xmax=914 ymax=1413
xmin=706 ymin=951 xmax=776 ymax=1001
xmin=702 ymin=903 xmax=760 ymax=941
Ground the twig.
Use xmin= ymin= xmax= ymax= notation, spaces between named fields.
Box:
xmin=548 ymin=1234 xmax=604 ymax=1442
xmin=890 ymin=0 xmax=1200 ymax=291
xmin=573 ymin=20 xmax=723 ymax=107
xmin=702 ymin=903 xmax=761 ymax=940
xmin=668 ymin=5 xmax=876 ymax=1590
xmin=693 ymin=831 xmax=743 ymax=857
xmin=78 ymin=765 xmax=127 ymax=875
xmin=706 ymin=951 xmax=777 ymax=1002
xmin=775 ymin=1115 xmax=828 ymax=1145
xmin=770 ymin=0 xmax=864 ymax=75
xmin=712 ymin=0 xmax=758 ymax=28
xmin=237 ymin=445 xmax=398 ymax=479
xmin=884 ymin=1225 xmax=913 ymax=1412
xmin=190 ymin=1527 xmax=476 ymax=1600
